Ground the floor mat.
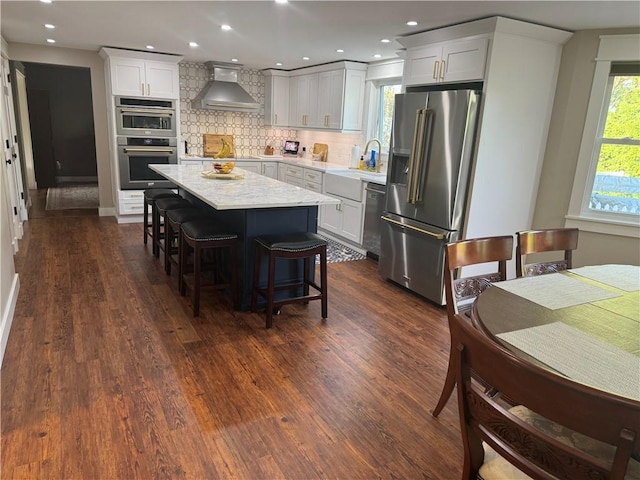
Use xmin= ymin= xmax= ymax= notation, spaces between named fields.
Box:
xmin=45 ymin=185 xmax=99 ymax=210
xmin=320 ymin=236 xmax=367 ymax=264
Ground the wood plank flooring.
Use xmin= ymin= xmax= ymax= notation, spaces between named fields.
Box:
xmin=2 ymin=208 xmax=463 ymax=479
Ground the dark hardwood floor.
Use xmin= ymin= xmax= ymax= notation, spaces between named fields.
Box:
xmin=1 ymin=206 xmax=462 ymax=479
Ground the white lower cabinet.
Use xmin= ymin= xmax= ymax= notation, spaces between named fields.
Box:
xmin=234 ymin=160 xmax=278 ymax=178
xmin=118 ymin=189 xmax=146 ymax=215
xmin=261 ymin=162 xmax=278 ymax=179
xmin=320 ymin=197 xmax=363 ymax=244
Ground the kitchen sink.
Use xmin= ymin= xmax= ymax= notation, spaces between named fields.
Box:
xmin=324 ymin=172 xmax=364 ymax=201
xmin=330 ymin=169 xmax=387 ymax=183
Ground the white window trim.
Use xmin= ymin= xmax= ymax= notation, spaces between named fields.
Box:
xmin=566 ymin=34 xmax=640 ymax=238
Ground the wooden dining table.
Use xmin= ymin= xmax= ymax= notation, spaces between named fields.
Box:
xmin=471 ymin=264 xmax=640 ymax=401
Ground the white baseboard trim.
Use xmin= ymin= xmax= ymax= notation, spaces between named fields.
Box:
xmin=99 ymin=207 xmax=116 ymax=217
xmin=117 ymin=214 xmax=143 ymax=224
xmin=1 ymin=273 xmax=20 ymax=368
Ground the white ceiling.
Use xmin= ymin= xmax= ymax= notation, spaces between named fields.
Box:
xmin=1 ymin=1 xmax=639 ymax=70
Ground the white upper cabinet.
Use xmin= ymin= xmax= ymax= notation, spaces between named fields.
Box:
xmin=263 ymin=71 xmax=290 ymax=127
xmin=291 ymin=73 xmax=320 ymax=128
xmin=100 ymin=48 xmax=181 ymax=99
xmin=403 ymin=38 xmax=488 ymax=86
xmin=265 ymin=61 xmax=366 ymax=131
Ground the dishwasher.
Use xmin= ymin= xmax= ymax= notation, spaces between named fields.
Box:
xmin=363 ymin=182 xmax=386 ymax=259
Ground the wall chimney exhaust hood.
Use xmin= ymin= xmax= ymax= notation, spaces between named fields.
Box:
xmin=191 ymin=61 xmax=260 ymax=111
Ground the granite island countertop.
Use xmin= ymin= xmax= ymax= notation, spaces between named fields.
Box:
xmin=150 ymin=164 xmax=340 ymax=210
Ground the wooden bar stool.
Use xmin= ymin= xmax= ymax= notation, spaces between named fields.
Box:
xmin=154 ymin=197 xmax=192 ymax=259
xmin=251 ymin=232 xmax=328 ymax=329
xmin=164 ymin=207 xmax=210 ymax=289
xmin=143 ymin=189 xmax=180 ymax=254
xmin=179 ymin=220 xmax=240 ymax=317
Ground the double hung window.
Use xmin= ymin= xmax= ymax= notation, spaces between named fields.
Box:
xmin=567 ymin=35 xmax=640 ymax=237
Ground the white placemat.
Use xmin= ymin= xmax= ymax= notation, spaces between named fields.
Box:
xmin=569 ymin=265 xmax=640 ymax=292
xmin=494 ymin=273 xmax=620 ymax=310
xmin=498 ymin=322 xmax=640 ymax=400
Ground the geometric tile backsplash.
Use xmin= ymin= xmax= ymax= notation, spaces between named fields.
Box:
xmin=179 ymin=62 xmax=298 ymax=158
xmin=178 ymin=62 xmax=365 ymax=166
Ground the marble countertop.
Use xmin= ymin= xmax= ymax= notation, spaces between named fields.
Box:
xmin=150 ymin=164 xmax=340 ymax=210
xmin=179 ymin=155 xmax=387 ymax=184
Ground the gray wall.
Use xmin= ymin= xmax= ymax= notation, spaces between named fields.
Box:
xmin=533 ymin=28 xmax=640 ymax=267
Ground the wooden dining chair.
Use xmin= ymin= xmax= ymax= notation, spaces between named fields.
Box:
xmin=451 ymin=312 xmax=640 ymax=480
xmin=516 ymin=227 xmax=579 ymax=277
xmin=432 ymin=235 xmax=513 ymax=418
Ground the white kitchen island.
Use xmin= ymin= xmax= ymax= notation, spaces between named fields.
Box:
xmin=150 ymin=164 xmax=339 ymax=310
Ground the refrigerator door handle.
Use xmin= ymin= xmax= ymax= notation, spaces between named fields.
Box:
xmin=406 ymin=108 xmax=427 ymax=204
xmin=381 ymin=215 xmax=446 ymax=240
xmin=414 ymin=109 xmax=434 ymax=204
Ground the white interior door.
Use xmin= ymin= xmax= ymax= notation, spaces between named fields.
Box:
xmin=14 ymin=68 xmax=36 ymax=191
xmin=1 ymin=55 xmax=27 ymax=243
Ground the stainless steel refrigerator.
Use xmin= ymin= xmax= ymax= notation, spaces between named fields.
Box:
xmin=379 ymin=88 xmax=481 ymax=305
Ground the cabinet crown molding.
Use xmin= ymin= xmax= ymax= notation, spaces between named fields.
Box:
xmin=262 ymin=61 xmax=367 ymax=77
xmin=398 ymin=16 xmax=572 ymax=50
xmin=99 ymin=47 xmax=183 ymax=64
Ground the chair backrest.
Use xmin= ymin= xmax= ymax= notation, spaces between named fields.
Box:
xmin=451 ymin=313 xmax=640 ymax=480
xmin=516 ymin=228 xmax=579 ymax=277
xmin=444 ymin=235 xmax=513 ymax=317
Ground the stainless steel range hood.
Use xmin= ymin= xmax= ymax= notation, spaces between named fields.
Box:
xmin=191 ymin=61 xmax=259 ymax=112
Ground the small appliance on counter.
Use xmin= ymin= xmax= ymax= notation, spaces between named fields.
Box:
xmin=283 ymin=140 xmax=300 ymax=157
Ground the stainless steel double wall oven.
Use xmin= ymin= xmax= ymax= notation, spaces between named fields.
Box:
xmin=116 ymin=96 xmax=177 ymax=189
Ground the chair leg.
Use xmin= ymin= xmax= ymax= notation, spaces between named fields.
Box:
xmin=266 ymin=253 xmax=276 ymax=328
xmin=432 ymin=342 xmax=457 ymax=417
xmin=143 ymin=200 xmax=150 ymax=245
xmin=192 ymin=243 xmax=201 ymax=317
xmin=180 ymin=234 xmax=189 ymax=297
xmin=251 ymin=245 xmax=261 ymax=313
xmin=178 ymin=228 xmax=185 ymax=294
xmin=320 ymin=247 xmax=328 ymax=319
xmin=164 ymin=220 xmax=174 ymax=275
xmin=230 ymin=244 xmax=240 ymax=310
xmin=152 ymin=205 xmax=160 ymax=256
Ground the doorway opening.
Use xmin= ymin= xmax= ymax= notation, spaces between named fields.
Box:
xmin=22 ymin=62 xmax=98 ymax=215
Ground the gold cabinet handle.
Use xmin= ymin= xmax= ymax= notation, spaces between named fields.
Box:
xmin=381 ymin=215 xmax=445 ymax=240
xmin=433 ymin=60 xmax=439 ymax=80
xmin=141 ymin=82 xmax=145 ymax=95
xmin=439 ymin=60 xmax=446 ymax=80
xmin=147 ymin=83 xmax=151 ymax=96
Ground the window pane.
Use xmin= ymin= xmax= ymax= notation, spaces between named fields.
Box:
xmin=378 ymin=84 xmax=402 ymax=151
xmin=589 ymin=74 xmax=640 ymax=215
xmin=603 ymin=76 xmax=640 ymax=139
xmin=590 ymin=144 xmax=640 ymax=214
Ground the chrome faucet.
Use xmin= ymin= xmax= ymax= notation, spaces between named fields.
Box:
xmin=363 ymin=138 xmax=382 ymax=171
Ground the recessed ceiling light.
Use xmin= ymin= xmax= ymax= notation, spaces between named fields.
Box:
xmin=46 ymin=38 xmax=55 ymax=43
xmin=146 ymin=45 xmax=154 ymax=50
xmin=336 ymin=49 xmax=344 ymax=53
xmin=302 ymin=56 xmax=310 ymax=60
xmin=381 ymin=38 xmax=390 ymax=43
xmin=406 ymin=20 xmax=418 ymax=26
xmin=221 ymin=24 xmax=232 ymax=31
xmin=373 ymin=54 xmax=382 ymax=58
xmin=231 ymin=58 xmax=238 ymax=62
xmin=40 ymin=0 xmax=52 ymax=3
xmin=44 ymin=24 xmax=55 ymax=29
xmin=275 ymin=0 xmax=288 ymax=3
xmin=276 ymin=62 xmax=283 ymax=66
xmin=189 ymin=42 xmax=199 ymax=47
